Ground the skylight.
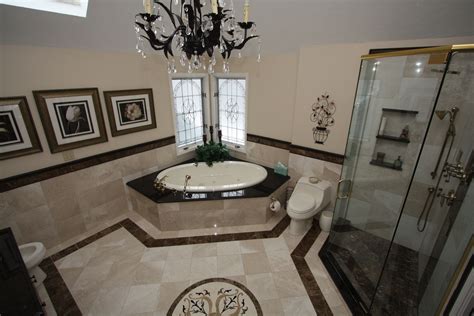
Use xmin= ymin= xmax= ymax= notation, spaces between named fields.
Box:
xmin=0 ymin=0 xmax=89 ymax=17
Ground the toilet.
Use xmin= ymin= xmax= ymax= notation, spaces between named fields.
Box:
xmin=287 ymin=177 xmax=332 ymax=235
xmin=19 ymin=242 xmax=46 ymax=287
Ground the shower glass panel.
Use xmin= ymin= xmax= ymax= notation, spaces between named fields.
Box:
xmin=321 ymin=53 xmax=448 ymax=312
xmin=372 ymin=50 xmax=474 ymax=315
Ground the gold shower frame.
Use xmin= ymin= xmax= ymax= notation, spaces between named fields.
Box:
xmin=360 ymin=44 xmax=474 ymax=60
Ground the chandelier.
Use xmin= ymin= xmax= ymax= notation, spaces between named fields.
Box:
xmin=135 ymin=0 xmax=261 ymax=74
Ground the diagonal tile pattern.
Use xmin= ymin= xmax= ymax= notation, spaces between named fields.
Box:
xmin=40 ymin=213 xmax=351 ymax=315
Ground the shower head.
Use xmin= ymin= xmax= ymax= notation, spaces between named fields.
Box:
xmin=435 ymin=110 xmax=448 ymax=120
xmin=435 ymin=107 xmax=459 ymax=121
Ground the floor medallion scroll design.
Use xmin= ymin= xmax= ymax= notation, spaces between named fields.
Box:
xmin=168 ymin=278 xmax=263 ymax=316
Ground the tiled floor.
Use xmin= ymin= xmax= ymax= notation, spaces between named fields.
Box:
xmin=47 ymin=212 xmax=351 ymax=315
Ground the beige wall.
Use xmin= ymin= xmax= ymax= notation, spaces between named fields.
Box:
xmin=231 ymin=52 xmax=299 ymax=142
xmin=0 ymin=45 xmax=175 ymax=178
xmin=291 ymin=36 xmax=474 ymax=155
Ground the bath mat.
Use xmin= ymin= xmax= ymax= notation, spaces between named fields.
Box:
xmin=167 ymin=278 xmax=263 ymax=316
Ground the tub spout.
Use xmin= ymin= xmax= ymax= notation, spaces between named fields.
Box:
xmin=153 ymin=175 xmax=168 ymax=193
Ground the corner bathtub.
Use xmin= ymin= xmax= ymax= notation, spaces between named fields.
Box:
xmin=156 ymin=161 xmax=268 ymax=192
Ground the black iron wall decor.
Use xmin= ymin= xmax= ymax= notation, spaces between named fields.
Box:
xmin=310 ymin=93 xmax=336 ymax=145
xmin=135 ymin=0 xmax=261 ymax=74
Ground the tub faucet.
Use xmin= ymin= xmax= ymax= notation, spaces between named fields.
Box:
xmin=154 ymin=175 xmax=168 ymax=193
xmin=183 ymin=175 xmax=191 ymax=197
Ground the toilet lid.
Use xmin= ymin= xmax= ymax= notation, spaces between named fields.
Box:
xmin=289 ymin=193 xmax=316 ymax=213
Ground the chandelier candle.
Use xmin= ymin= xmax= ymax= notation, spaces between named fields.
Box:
xmin=134 ymin=0 xmax=260 ymax=73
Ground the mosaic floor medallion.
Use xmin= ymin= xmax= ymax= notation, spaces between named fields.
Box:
xmin=168 ymin=278 xmax=263 ymax=316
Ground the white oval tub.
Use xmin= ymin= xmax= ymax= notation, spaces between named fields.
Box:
xmin=156 ymin=161 xmax=268 ymax=192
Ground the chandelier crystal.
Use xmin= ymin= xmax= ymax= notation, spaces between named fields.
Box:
xmin=135 ymin=0 xmax=261 ymax=74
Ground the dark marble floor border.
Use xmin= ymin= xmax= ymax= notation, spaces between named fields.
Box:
xmin=41 ymin=215 xmax=333 ymax=315
xmin=289 ymin=144 xmax=344 ymax=165
xmin=0 ymin=136 xmax=175 ymax=192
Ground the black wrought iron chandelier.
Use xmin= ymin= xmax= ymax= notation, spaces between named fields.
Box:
xmin=135 ymin=0 xmax=261 ymax=74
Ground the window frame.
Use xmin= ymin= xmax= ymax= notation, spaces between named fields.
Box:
xmin=169 ymin=73 xmax=211 ymax=156
xmin=210 ymin=73 xmax=249 ymax=153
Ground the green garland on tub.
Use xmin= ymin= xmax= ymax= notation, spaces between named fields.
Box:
xmin=195 ymin=141 xmax=230 ymax=166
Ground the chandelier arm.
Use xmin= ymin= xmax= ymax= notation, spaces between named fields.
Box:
xmin=233 ymin=35 xmax=259 ymax=50
xmin=140 ymin=35 xmax=165 ymax=51
xmin=156 ymin=1 xmax=178 ymax=28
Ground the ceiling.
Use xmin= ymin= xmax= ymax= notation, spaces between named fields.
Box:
xmin=1 ymin=0 xmax=474 ymax=54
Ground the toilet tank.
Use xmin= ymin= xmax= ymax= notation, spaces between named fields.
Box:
xmin=294 ymin=177 xmax=332 ymax=208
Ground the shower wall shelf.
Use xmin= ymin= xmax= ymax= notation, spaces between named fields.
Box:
xmin=369 ymin=159 xmax=403 ymax=171
xmin=382 ymin=108 xmax=419 ymax=115
xmin=376 ymin=134 xmax=410 ymax=143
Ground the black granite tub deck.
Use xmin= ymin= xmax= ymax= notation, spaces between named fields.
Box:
xmin=127 ymin=159 xmax=290 ymax=203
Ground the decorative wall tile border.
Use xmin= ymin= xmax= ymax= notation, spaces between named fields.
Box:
xmin=289 ymin=144 xmax=345 ymax=165
xmin=41 ymin=215 xmax=334 ymax=315
xmin=247 ymin=133 xmax=291 ymax=150
xmin=0 ymin=136 xmax=175 ymax=192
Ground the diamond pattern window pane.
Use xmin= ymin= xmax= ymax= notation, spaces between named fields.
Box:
xmin=172 ymin=78 xmax=204 ymax=147
xmin=217 ymin=78 xmax=246 ymax=146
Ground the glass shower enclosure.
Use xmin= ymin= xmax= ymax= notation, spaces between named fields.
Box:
xmin=319 ymin=45 xmax=474 ymax=315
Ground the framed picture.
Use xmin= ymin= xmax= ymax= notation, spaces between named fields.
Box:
xmin=33 ymin=88 xmax=107 ymax=153
xmin=103 ymin=89 xmax=156 ymax=137
xmin=0 ymin=96 xmax=42 ymax=160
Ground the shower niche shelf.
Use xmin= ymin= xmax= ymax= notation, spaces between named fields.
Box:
xmin=369 ymin=159 xmax=403 ymax=171
xmin=376 ymin=134 xmax=410 ymax=143
xmin=370 ymin=108 xmax=419 ymax=171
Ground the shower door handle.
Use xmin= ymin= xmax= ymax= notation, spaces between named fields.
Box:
xmin=337 ymin=179 xmax=352 ymax=199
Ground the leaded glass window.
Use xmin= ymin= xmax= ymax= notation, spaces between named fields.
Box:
xmin=171 ymin=78 xmax=205 ymax=148
xmin=216 ymin=78 xmax=246 ymax=147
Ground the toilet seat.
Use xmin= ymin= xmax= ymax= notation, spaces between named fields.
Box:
xmin=19 ymin=242 xmax=45 ymax=270
xmin=288 ymin=193 xmax=316 ymax=214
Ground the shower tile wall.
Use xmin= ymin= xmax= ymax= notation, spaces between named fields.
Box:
xmin=347 ymin=55 xmax=444 ymax=247
xmin=393 ymin=51 xmax=474 ymax=298
xmin=0 ymin=144 xmax=193 ymax=252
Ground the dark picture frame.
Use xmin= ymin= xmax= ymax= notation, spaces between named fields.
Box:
xmin=33 ymin=88 xmax=108 ymax=153
xmin=0 ymin=96 xmax=42 ymax=160
xmin=103 ymin=89 xmax=156 ymax=137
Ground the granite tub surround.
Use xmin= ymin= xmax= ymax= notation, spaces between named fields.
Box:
xmin=39 ymin=205 xmax=350 ymax=315
xmin=128 ymin=176 xmax=289 ymax=231
xmin=0 ymin=142 xmax=194 ymax=251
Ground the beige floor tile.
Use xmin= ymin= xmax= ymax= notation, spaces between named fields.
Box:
xmin=239 ymin=239 xmax=265 ymax=254
xmin=217 ymin=241 xmax=241 ymax=255
xmin=56 ymin=244 xmax=97 ymax=269
xmin=280 ymin=296 xmax=316 ymax=316
xmin=217 ymin=254 xmax=244 ymax=277
xmin=57 ymin=267 xmax=83 ymax=289
xmin=331 ymin=304 xmax=352 ymax=315
xmin=102 ymin=256 xmax=141 ymax=288
xmin=167 ymin=245 xmax=193 ymax=259
xmin=267 ymin=250 xmax=295 ymax=272
xmin=156 ymin=281 xmax=189 ymax=314
xmin=192 ymin=243 xmax=217 ymax=257
xmin=189 ymin=257 xmax=218 ymax=279
xmin=259 ymin=299 xmax=285 ymax=316
xmin=133 ymin=261 xmax=166 ymax=285
xmin=71 ymin=287 xmax=99 ymax=315
xmin=324 ymin=288 xmax=345 ymax=308
xmin=263 ymin=237 xmax=289 ymax=253
xmin=72 ymin=263 xmax=113 ymax=292
xmin=140 ymin=247 xmax=169 ymax=262
xmin=272 ymin=270 xmax=307 ymax=298
xmin=162 ymin=259 xmax=191 ymax=282
xmin=121 ymin=284 xmax=160 ymax=315
xmin=87 ymin=286 xmax=129 ymax=315
xmin=245 ymin=273 xmax=278 ymax=301
xmin=242 ymin=253 xmax=271 ymax=275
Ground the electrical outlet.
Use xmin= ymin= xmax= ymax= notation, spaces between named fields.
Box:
xmin=62 ymin=151 xmax=75 ymax=161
